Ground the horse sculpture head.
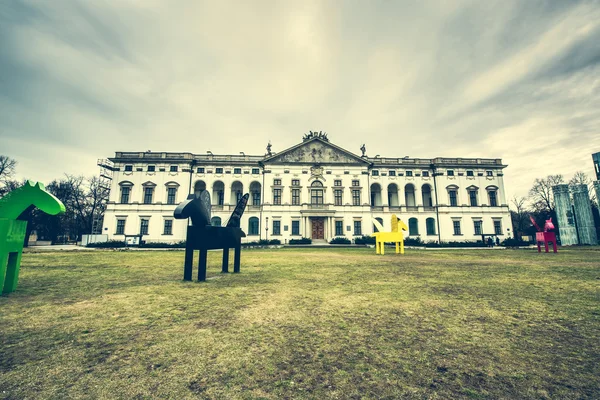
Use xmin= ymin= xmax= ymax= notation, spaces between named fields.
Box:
xmin=0 ymin=181 xmax=65 ymax=220
xmin=544 ymin=218 xmax=555 ymax=232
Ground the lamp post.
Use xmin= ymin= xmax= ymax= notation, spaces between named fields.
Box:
xmin=265 ymin=217 xmax=269 ymax=242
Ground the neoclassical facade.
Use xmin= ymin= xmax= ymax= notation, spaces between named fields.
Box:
xmin=102 ymin=134 xmax=513 ymax=244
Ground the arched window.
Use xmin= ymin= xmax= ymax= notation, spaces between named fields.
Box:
xmin=486 ymin=185 xmax=499 ymax=207
xmin=405 ymin=184 xmax=416 ymax=207
xmin=165 ymin=181 xmax=180 ymax=205
xmin=250 ymin=181 xmax=261 ymax=206
xmin=409 ymin=217 xmax=419 ymax=235
xmin=211 ymin=216 xmax=222 ymax=227
xmin=231 ymin=181 xmax=244 ymax=204
xmin=370 ymin=183 xmax=382 ymax=207
xmin=373 ymin=217 xmax=384 ymax=232
xmin=467 ymin=185 xmax=479 ymax=207
xmin=194 ymin=180 xmax=206 ymax=197
xmin=447 ymin=185 xmax=459 ymax=206
xmin=388 ymin=184 xmax=399 ymax=207
xmin=311 ymin=180 xmax=324 ymax=205
xmin=212 ymin=181 xmax=224 ymax=206
xmin=142 ymin=181 xmax=157 ymax=204
xmin=421 ymin=184 xmax=433 ymax=207
xmin=119 ymin=181 xmax=133 ymax=204
xmin=426 ymin=218 xmax=436 ymax=235
xmin=248 ymin=217 xmax=259 ymax=235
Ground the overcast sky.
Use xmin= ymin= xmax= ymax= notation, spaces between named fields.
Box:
xmin=1 ymin=0 xmax=599 ymax=200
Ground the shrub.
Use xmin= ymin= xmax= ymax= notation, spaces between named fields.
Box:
xmin=353 ymin=235 xmax=375 ymax=245
xmin=329 ymin=237 xmax=351 ymax=244
xmin=86 ymin=240 xmax=127 ymax=248
xmin=404 ymin=237 xmax=424 ymax=246
xmin=289 ymin=237 xmax=312 ymax=245
xmin=501 ymin=238 xmax=530 ymax=248
xmin=423 ymin=240 xmax=486 ymax=248
xmin=140 ymin=241 xmax=186 ymax=248
xmin=257 ymin=239 xmax=281 ymax=245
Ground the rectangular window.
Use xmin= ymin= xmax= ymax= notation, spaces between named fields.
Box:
xmin=147 ymin=165 xmax=155 ymax=172
xmin=449 ymin=190 xmax=457 ymax=206
xmin=143 ymin=187 xmax=153 ymax=204
xmin=163 ymin=219 xmax=173 ymax=235
xmin=311 ymin=189 xmax=323 ymax=205
xmin=474 ymin=220 xmax=482 ymax=235
xmin=422 ymin=171 xmax=429 ymax=177
xmin=352 ymin=180 xmax=360 ymax=187
xmin=486 ymin=170 xmax=493 ymax=176
xmin=273 ymin=220 xmax=281 ymax=235
xmin=467 ymin=170 xmax=474 ymax=177
xmin=292 ymin=221 xmax=300 ymax=235
xmin=252 ymin=168 xmax=260 ymax=174
xmin=494 ymin=220 xmax=502 ymax=235
xmin=353 ymin=220 xmax=362 ymax=235
xmin=124 ymin=165 xmax=133 ymax=172
xmin=489 ymin=191 xmax=498 ymax=207
xmin=334 ymin=189 xmax=343 ymax=206
xmin=116 ymin=219 xmax=126 ymax=235
xmin=252 ymin=192 xmax=261 ymax=206
xmin=292 ymin=189 xmax=300 ymax=205
xmin=469 ymin=190 xmax=478 ymax=206
xmin=453 ymin=220 xmax=461 ymax=235
xmin=234 ymin=168 xmax=242 ymax=174
xmin=216 ymin=167 xmax=223 ymax=174
xmin=217 ymin=191 xmax=224 ymax=206
xmin=120 ymin=187 xmax=130 ymax=204
xmin=335 ymin=220 xmax=343 ymax=236
xmin=292 ymin=179 xmax=300 ymax=186
xmin=447 ymin=170 xmax=454 ymax=176
xmin=406 ymin=171 xmax=413 ymax=177
xmin=352 ymin=190 xmax=361 ymax=206
xmin=170 ymin=165 xmax=178 ymax=172
xmin=273 ymin=188 xmax=282 ymax=205
xmin=389 ymin=170 xmax=396 ymax=176
xmin=167 ymin=187 xmax=177 ymax=205
xmin=197 ymin=167 xmax=205 ymax=173
xmin=140 ymin=219 xmax=149 ymax=235
xmin=274 ymin=179 xmax=281 ymax=186
xmin=372 ymin=170 xmax=379 ymax=176
xmin=334 ymin=180 xmax=342 ymax=186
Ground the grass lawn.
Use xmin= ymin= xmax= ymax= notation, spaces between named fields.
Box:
xmin=1 ymin=247 xmax=599 ymax=399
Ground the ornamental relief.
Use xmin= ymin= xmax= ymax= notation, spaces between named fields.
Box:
xmin=273 ymin=142 xmax=358 ymax=164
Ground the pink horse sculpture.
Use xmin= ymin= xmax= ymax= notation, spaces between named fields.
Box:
xmin=530 ymin=216 xmax=557 ymax=253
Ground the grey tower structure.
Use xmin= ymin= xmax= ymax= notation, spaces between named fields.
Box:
xmin=572 ymin=184 xmax=598 ymax=245
xmin=593 ymin=152 xmax=600 ymax=205
xmin=552 ymin=184 xmax=578 ymax=245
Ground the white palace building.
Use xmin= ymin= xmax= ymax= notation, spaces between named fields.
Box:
xmin=101 ymin=132 xmax=513 ymax=244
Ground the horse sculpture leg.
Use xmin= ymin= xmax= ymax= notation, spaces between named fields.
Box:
xmin=222 ymin=248 xmax=229 ymax=273
xmin=395 ymin=241 xmax=399 ymax=254
xmin=198 ymin=249 xmax=208 ymax=281
xmin=544 ymin=240 xmax=549 ymax=253
xmin=537 ymin=241 xmax=541 ymax=253
xmin=183 ymin=246 xmax=194 ymax=281
xmin=3 ymin=252 xmax=22 ymax=294
xmin=0 ymin=251 xmax=9 ymax=293
xmin=552 ymin=240 xmax=557 ymax=253
xmin=233 ymin=245 xmax=241 ymax=273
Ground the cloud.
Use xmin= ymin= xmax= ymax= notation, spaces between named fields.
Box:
xmin=1 ymin=0 xmax=599 ymax=201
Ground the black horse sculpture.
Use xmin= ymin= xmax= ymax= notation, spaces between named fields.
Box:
xmin=174 ymin=190 xmax=249 ymax=281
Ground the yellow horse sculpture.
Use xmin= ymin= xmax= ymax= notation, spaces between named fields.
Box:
xmin=371 ymin=214 xmax=408 ymax=255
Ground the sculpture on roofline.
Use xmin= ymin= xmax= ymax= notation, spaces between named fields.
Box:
xmin=360 ymin=144 xmax=366 ymax=157
xmin=266 ymin=141 xmax=272 ymax=156
xmin=302 ymin=131 xmax=329 ymax=142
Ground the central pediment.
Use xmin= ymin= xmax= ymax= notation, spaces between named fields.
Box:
xmin=263 ymin=138 xmax=369 ymax=165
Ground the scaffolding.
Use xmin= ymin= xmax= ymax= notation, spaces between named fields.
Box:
xmin=91 ymin=159 xmax=115 ymax=235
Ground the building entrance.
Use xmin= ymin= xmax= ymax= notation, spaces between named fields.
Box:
xmin=311 ymin=218 xmax=325 ymax=239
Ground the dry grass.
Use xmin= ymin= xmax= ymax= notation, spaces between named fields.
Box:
xmin=1 ymin=247 xmax=599 ymax=399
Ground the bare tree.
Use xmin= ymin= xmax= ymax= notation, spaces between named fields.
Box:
xmin=510 ymin=196 xmax=530 ymax=237
xmin=0 ymin=155 xmax=17 ymax=181
xmin=528 ymin=174 xmax=564 ymax=212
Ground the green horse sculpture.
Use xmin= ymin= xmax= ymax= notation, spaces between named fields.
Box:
xmin=0 ymin=181 xmax=65 ymax=294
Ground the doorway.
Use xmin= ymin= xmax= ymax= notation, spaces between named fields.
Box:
xmin=311 ymin=218 xmax=325 ymax=239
